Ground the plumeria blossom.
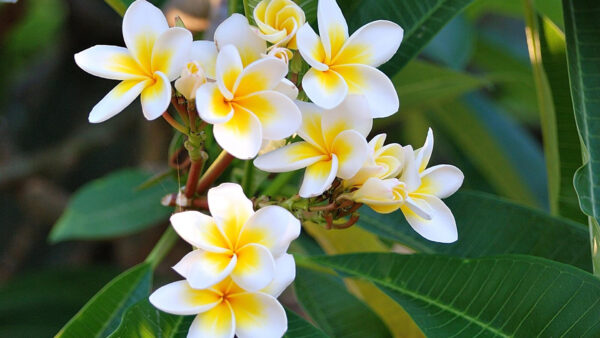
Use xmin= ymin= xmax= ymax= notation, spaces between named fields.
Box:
xmin=150 ymin=271 xmax=292 ymax=338
xmin=253 ymin=0 xmax=306 ymax=49
xmin=195 ymin=45 xmax=301 ymax=159
xmin=74 ymin=0 xmax=192 ymax=122
xmin=349 ymin=177 xmax=407 ymax=214
xmin=170 ymin=183 xmax=300 ymax=291
xmin=175 ymin=61 xmax=207 ymax=100
xmin=296 ymin=0 xmax=403 ymax=117
xmin=255 ymin=95 xmax=371 ymax=198
xmin=344 ymin=133 xmax=404 ymax=188
xmin=398 ymin=129 xmax=463 ymax=243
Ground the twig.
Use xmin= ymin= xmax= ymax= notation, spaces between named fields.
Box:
xmin=195 ymin=150 xmax=234 ymax=194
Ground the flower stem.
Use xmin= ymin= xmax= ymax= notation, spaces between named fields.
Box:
xmin=196 ymin=150 xmax=235 ymax=194
xmin=184 ymin=159 xmax=203 ymax=199
xmin=241 ymin=160 xmax=254 ymax=194
xmin=145 ymin=226 xmax=178 ymax=270
xmin=162 ymin=112 xmax=188 ymax=135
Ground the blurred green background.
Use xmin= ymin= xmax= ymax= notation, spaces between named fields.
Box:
xmin=0 ymin=0 xmax=568 ymax=336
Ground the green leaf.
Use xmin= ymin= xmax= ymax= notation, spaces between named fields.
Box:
xmin=104 ymin=0 xmax=167 ymax=16
xmin=523 ymin=1 xmax=585 ymax=223
xmin=421 ymin=15 xmax=475 ymax=70
xmin=56 ymin=263 xmax=153 ymax=338
xmin=390 ymin=60 xmax=489 ymax=111
xmin=49 ymin=169 xmax=176 ymax=242
xmin=344 ymin=0 xmax=476 ymax=76
xmin=311 ymin=253 xmax=600 ymax=337
xmin=294 ymin=266 xmax=391 ymax=337
xmin=0 ymin=267 xmax=116 ymax=337
xmin=428 ymin=94 xmax=548 ymax=207
xmin=359 ymin=190 xmax=591 ymax=271
xmin=563 ymin=0 xmax=600 ymax=274
xmin=284 ymin=308 xmax=329 ymax=338
xmin=108 ymin=299 xmax=193 ymax=338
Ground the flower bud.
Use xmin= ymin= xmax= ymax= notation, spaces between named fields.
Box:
xmin=267 ymin=47 xmax=293 ymax=65
xmin=253 ymin=0 xmax=305 ymax=49
xmin=174 ymin=61 xmax=206 ymax=100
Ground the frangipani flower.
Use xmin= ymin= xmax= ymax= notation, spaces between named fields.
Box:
xmin=175 ymin=61 xmax=207 ymax=100
xmin=74 ymin=0 xmax=192 ymax=123
xmin=215 ymin=13 xmax=267 ymax=66
xmin=349 ymin=177 xmax=407 ymax=214
xmin=150 ymin=267 xmax=293 ymax=338
xmin=253 ymin=0 xmax=306 ymax=49
xmin=344 ymin=133 xmax=404 ymax=188
xmin=255 ymin=95 xmax=371 ymax=198
xmin=170 ymin=183 xmax=300 ymax=291
xmin=195 ymin=45 xmax=301 ymax=159
xmin=397 ymin=129 xmax=464 ymax=243
xmin=296 ymin=0 xmax=403 ymax=117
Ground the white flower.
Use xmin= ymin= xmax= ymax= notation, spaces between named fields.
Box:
xmin=344 ymin=133 xmax=404 ymax=188
xmin=296 ymin=0 xmax=403 ymax=117
xmin=397 ymin=129 xmax=464 ymax=243
xmin=253 ymin=0 xmax=305 ymax=49
xmin=175 ymin=61 xmax=207 ymax=100
xmin=254 ymin=95 xmax=371 ymax=197
xmin=195 ymin=44 xmax=301 ymax=159
xmin=74 ymin=0 xmax=192 ymax=122
xmin=349 ymin=177 xmax=407 ymax=214
xmin=267 ymin=47 xmax=293 ymax=65
xmin=170 ymin=183 xmax=300 ymax=291
xmin=150 ymin=270 xmax=292 ymax=338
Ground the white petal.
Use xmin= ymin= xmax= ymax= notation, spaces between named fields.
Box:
xmin=331 ymin=130 xmax=369 ymax=179
xmin=317 ymin=0 xmax=348 ymax=62
xmin=296 ymin=23 xmax=328 ymax=71
xmin=415 ymin=128 xmax=434 ymax=172
xmin=232 ymin=57 xmax=288 ymax=98
xmin=140 ymin=71 xmax=171 ymax=120
xmin=149 ymin=280 xmax=221 ymax=316
xmin=173 ymin=249 xmax=237 ymax=289
xmin=351 ymin=177 xmax=405 ymax=214
xmin=254 ymin=142 xmax=328 ymax=173
xmin=216 ymin=44 xmax=243 ymax=100
xmin=332 ymin=64 xmax=398 ymax=118
xmin=420 ymin=165 xmax=464 ymax=198
xmin=234 ymin=91 xmax=301 ymax=140
xmin=213 ymin=105 xmax=263 ymax=159
xmin=299 ymin=155 xmax=338 ymax=198
xmin=151 ymin=27 xmax=193 ymax=81
xmin=229 ymin=292 xmax=287 ymax=338
xmin=122 ymin=0 xmax=169 ymax=71
xmin=231 ymin=243 xmax=276 ymax=292
xmin=400 ymin=145 xmax=422 ymax=192
xmin=208 ymin=183 xmax=255 ymax=243
xmin=262 ymin=253 xmax=296 ymax=297
xmin=296 ymin=101 xmax=326 ymax=150
xmin=74 ymin=45 xmax=147 ymax=80
xmin=402 ymin=194 xmax=458 ymax=243
xmin=214 ymin=13 xmax=266 ymax=66
xmin=274 ymin=78 xmax=298 ymax=99
xmin=196 ymin=82 xmax=234 ymax=124
xmin=302 ymin=67 xmax=348 ymax=109
xmin=88 ymin=79 xmax=149 ymax=123
xmin=321 ymin=94 xmax=372 ymax=145
xmin=190 ymin=40 xmax=218 ymax=79
xmin=239 ymin=206 xmax=301 ymax=257
xmin=170 ymin=211 xmax=229 ymax=253
xmin=334 ymin=20 xmax=403 ymax=67
xmin=188 ymin=302 xmax=235 ymax=338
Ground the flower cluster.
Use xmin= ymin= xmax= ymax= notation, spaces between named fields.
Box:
xmin=150 ymin=183 xmax=300 ymax=337
xmin=75 ymin=0 xmax=464 ymax=336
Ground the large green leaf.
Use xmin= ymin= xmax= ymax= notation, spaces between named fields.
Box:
xmin=343 ymin=0 xmax=476 ymax=76
xmin=294 ymin=266 xmax=391 ymax=337
xmin=359 ymin=190 xmax=591 ymax=271
xmin=56 ymin=263 xmax=153 ymax=338
xmin=284 ymin=308 xmax=329 ymax=338
xmin=524 ymin=1 xmax=585 ymax=223
xmin=391 ymin=60 xmax=488 ymax=111
xmin=49 ymin=169 xmax=176 ymax=242
xmin=310 ymin=253 xmax=600 ymax=337
xmin=563 ymin=0 xmax=600 ymax=274
xmin=0 ymin=267 xmax=116 ymax=337
xmin=108 ymin=299 xmax=193 ymax=338
xmin=428 ymin=94 xmax=547 ymax=207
